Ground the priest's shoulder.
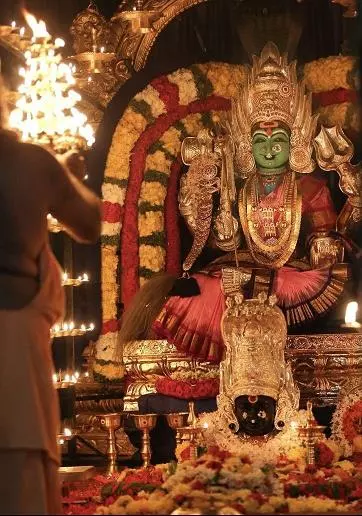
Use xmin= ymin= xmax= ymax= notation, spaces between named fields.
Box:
xmin=6 ymin=138 xmax=62 ymax=171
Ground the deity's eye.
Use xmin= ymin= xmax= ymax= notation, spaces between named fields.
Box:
xmin=253 ymin=137 xmax=266 ymax=144
xmin=242 ymin=411 xmax=248 ymax=419
xmin=258 ymin=410 xmax=266 ymax=419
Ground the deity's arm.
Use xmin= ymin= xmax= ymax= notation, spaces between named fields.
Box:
xmin=299 ymin=175 xmax=344 ymax=268
xmin=310 ymin=126 xmax=362 ymax=267
xmin=179 ymin=129 xmax=242 ymax=270
xmin=211 ymin=134 xmax=241 ymax=252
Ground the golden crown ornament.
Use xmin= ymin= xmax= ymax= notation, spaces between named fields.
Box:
xmin=229 ymin=42 xmax=318 ymax=177
xmin=217 ymin=287 xmax=300 ymax=434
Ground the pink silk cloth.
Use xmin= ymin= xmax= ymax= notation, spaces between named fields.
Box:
xmin=0 ymin=244 xmax=65 ymax=464
xmin=153 ymin=176 xmax=338 ymax=363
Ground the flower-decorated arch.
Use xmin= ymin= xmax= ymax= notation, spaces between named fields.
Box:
xmin=95 ymin=56 xmax=359 ymax=378
xmin=97 ymin=63 xmax=247 ymax=369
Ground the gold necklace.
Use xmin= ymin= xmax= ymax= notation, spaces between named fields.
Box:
xmin=239 ymin=171 xmax=302 ymax=268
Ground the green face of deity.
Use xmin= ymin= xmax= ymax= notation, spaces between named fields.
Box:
xmin=252 ymin=127 xmax=290 ymax=174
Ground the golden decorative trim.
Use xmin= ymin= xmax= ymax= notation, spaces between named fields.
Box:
xmin=123 ymin=334 xmax=362 ymax=410
xmin=131 ymin=0 xmax=207 ymax=71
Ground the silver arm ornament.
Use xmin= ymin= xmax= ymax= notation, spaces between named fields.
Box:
xmin=212 ymin=131 xmax=241 ymax=251
xmin=180 ymin=130 xmax=221 ymax=271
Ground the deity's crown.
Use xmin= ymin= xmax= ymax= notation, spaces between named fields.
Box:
xmin=231 ymin=42 xmax=317 ymax=175
xmin=246 ymin=42 xmax=298 ymax=129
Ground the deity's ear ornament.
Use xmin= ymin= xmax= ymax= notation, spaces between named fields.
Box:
xmin=289 ymin=84 xmax=319 ymax=174
xmin=229 ymin=41 xmax=318 ymax=176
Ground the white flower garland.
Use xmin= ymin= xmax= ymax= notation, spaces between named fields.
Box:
xmin=198 ymin=410 xmax=307 ymax=466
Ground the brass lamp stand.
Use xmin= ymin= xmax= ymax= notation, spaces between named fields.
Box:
xmin=298 ymin=401 xmax=326 ymax=466
xmin=177 ymin=401 xmax=203 ymax=461
xmin=98 ymin=413 xmax=123 ymax=476
xmin=166 ymin=412 xmax=189 ymax=445
xmin=132 ymin=414 xmax=157 ymax=467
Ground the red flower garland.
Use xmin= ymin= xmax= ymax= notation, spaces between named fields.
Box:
xmin=151 ymin=75 xmax=180 ymax=111
xmin=315 ymin=442 xmax=335 ymax=467
xmin=103 ymin=201 xmax=123 ymax=223
xmin=121 ymin=95 xmax=231 ymax=307
xmin=342 ymin=400 xmax=362 ymax=442
xmin=314 ymin=88 xmax=358 ymax=107
xmin=155 ymin=376 xmax=219 ymax=399
xmin=165 ymin=157 xmax=182 ymax=276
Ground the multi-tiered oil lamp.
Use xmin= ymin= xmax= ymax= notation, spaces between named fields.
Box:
xmin=298 ymin=401 xmax=326 ymax=466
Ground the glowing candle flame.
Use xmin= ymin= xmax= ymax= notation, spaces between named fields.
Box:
xmin=22 ymin=9 xmax=49 ymax=39
xmin=345 ymin=301 xmax=359 ymax=325
xmin=64 ymin=427 xmax=72 ymax=437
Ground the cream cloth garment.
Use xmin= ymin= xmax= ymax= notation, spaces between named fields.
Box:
xmin=0 ymin=243 xmax=65 ymax=463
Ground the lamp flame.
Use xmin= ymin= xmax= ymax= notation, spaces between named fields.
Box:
xmin=345 ymin=301 xmax=359 ymax=325
xmin=22 ymin=9 xmax=49 ymax=39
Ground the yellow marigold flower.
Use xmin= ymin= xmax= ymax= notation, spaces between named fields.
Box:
xmin=304 ymin=56 xmax=356 ymax=92
xmin=145 ymin=150 xmax=171 ymax=172
xmin=335 ymin=460 xmax=355 ymax=472
xmin=102 ymin=247 xmax=118 ymax=267
xmin=139 ymin=245 xmax=165 ymax=271
xmin=243 ymin=499 xmax=259 ymax=512
xmin=139 ymin=211 xmax=164 ymax=237
xmin=268 ymin=496 xmax=286 ymax=508
xmin=318 ymin=103 xmax=349 ymax=129
xmin=140 ymin=182 xmax=167 ymax=205
xmin=171 ymin=483 xmax=192 ymax=496
xmin=183 ymin=113 xmax=203 ymax=136
xmin=259 ymin=503 xmax=274 ymax=513
xmin=102 ymin=261 xmax=117 ymax=284
xmin=168 ymin=68 xmax=198 ymax=105
xmin=135 ymin=85 xmax=166 ymax=117
xmin=162 ymin=126 xmax=182 ymax=154
xmin=123 ymin=110 xmax=148 ymax=135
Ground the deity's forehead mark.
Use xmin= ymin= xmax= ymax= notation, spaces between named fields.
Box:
xmin=252 ymin=121 xmax=291 ymax=137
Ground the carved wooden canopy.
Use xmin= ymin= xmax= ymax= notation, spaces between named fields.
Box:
xmin=69 ymin=0 xmax=356 ymax=112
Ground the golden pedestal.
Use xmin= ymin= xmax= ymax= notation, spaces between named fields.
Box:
xmin=123 ymin=334 xmax=362 ymax=411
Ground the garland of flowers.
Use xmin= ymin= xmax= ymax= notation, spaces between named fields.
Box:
xmin=95 ymin=444 xmax=362 ymax=515
xmin=96 ymin=63 xmax=247 ymax=376
xmin=304 ymin=55 xmax=359 ymax=135
xmin=198 ymin=410 xmax=307 ymax=466
xmin=96 ymin=56 xmax=358 ymax=379
xmin=332 ymin=386 xmax=362 ymax=457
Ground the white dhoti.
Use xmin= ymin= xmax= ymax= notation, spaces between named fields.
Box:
xmin=0 ymin=245 xmax=65 ymax=514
